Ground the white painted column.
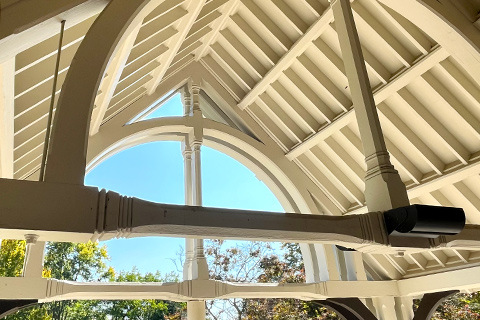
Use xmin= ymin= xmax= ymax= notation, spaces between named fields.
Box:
xmin=331 ymin=0 xmax=409 ymax=212
xmin=22 ymin=235 xmax=45 ymax=278
xmin=186 ymin=83 xmax=207 ymax=320
xmin=191 ymin=140 xmax=208 ymax=281
xmin=0 ymin=58 xmax=15 ymax=179
xmin=332 ymin=1 xmax=411 ymax=319
xmin=183 ymin=86 xmax=192 ymax=116
xmin=182 ymin=143 xmax=195 ymax=281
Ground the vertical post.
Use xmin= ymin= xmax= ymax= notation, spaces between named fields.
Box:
xmin=331 ymin=0 xmax=409 ymax=212
xmin=182 ymin=142 xmax=195 ymax=281
xmin=22 ymin=235 xmax=45 ymax=278
xmin=183 ymin=86 xmax=192 ymax=117
xmin=0 ymin=57 xmax=15 ymax=179
xmin=191 ymin=140 xmax=208 ymax=280
xmin=185 ymin=82 xmax=207 ymax=320
xmin=332 ymin=2 xmax=409 ymax=319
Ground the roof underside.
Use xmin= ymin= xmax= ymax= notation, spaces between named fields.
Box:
xmin=4 ymin=0 xmax=480 ymax=281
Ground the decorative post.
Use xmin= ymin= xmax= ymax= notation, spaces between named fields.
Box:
xmin=182 ymin=142 xmax=195 ymax=281
xmin=331 ymin=0 xmax=409 ymax=212
xmin=22 ymin=234 xmax=45 ymax=278
xmin=331 ymin=1 xmax=410 ymax=319
xmin=184 ymin=82 xmax=208 ymax=320
xmin=183 ymin=86 xmax=192 ymax=117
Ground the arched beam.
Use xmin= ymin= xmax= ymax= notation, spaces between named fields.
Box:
xmin=412 ymin=290 xmax=458 ymax=320
xmin=87 ymin=117 xmax=313 ymax=213
xmin=45 ymin=0 xmax=165 ymax=185
xmin=378 ymin=0 xmax=480 ymax=86
xmin=86 ymin=116 xmax=342 ymax=282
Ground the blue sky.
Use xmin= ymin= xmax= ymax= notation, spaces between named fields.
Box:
xmin=84 ymin=97 xmax=283 ymax=276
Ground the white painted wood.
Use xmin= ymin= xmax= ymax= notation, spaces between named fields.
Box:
xmin=146 ymin=0 xmax=207 ymax=95
xmin=90 ymin=24 xmax=142 ymax=136
xmin=377 ymin=0 xmax=480 ymax=86
xmin=0 ymin=58 xmax=15 ymax=179
xmin=22 ymin=237 xmax=45 ymax=278
xmin=285 ymin=46 xmax=448 ymax=161
xmin=44 ymin=0 xmax=171 ymax=184
xmin=0 ymin=277 xmax=400 ymax=301
xmin=4 ymin=264 xmax=480 ymax=301
xmin=195 ymin=0 xmax=240 ymax=60
xmin=238 ymin=7 xmax=334 ymax=110
xmin=0 ymin=0 xmax=107 ymax=64
xmin=332 ymin=0 xmax=409 ymax=212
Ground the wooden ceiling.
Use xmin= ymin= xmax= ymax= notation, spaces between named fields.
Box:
xmin=3 ymin=0 xmax=480 ymax=280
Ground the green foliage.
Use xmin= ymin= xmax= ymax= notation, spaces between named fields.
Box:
xmin=44 ymin=241 xmax=113 ymax=282
xmin=106 ymin=268 xmax=185 ymax=320
xmin=1 ymin=241 xmax=183 ymax=320
xmin=0 ymin=240 xmax=26 ymax=277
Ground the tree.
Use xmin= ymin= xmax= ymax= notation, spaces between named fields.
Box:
xmin=2 ymin=241 xmax=184 ymax=320
xmin=204 ymin=240 xmax=278 ymax=319
xmin=106 ymin=268 xmax=185 ymax=320
xmin=204 ymin=240 xmax=338 ymax=320
xmin=0 ymin=240 xmax=25 ymax=277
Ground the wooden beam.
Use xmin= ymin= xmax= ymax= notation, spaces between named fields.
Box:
xmin=237 ymin=6 xmax=334 ymax=110
xmin=0 ymin=0 xmax=107 ymax=63
xmin=0 ymin=58 xmax=15 ymax=179
xmin=195 ymin=0 xmax=240 ymax=60
xmin=285 ymin=46 xmax=449 ymax=160
xmin=146 ymin=0 xmax=207 ymax=95
xmin=0 ymin=277 xmax=399 ymax=301
xmin=89 ymin=24 xmax=142 ymax=135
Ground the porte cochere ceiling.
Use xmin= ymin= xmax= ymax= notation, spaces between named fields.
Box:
xmin=2 ymin=0 xmax=480 ymax=286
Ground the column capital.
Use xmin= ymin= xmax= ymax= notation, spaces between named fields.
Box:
xmin=183 ymin=88 xmax=192 ymax=117
xmin=190 ymin=139 xmax=202 ymax=151
xmin=190 ymin=82 xmax=202 ymax=114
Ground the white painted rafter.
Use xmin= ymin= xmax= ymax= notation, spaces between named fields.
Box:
xmin=146 ymin=0 xmax=207 ymax=95
xmin=237 ymin=6 xmax=334 ymax=110
xmin=285 ymin=46 xmax=449 ymax=160
xmin=195 ymin=0 xmax=240 ymax=60
xmin=89 ymin=25 xmax=142 ymax=136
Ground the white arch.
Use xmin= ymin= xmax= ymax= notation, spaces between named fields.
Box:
xmin=378 ymin=0 xmax=480 ymax=85
xmin=87 ymin=117 xmax=315 ymax=213
xmin=86 ymin=116 xmax=341 ymax=282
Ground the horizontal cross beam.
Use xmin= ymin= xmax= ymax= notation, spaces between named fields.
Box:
xmin=0 ymin=179 xmax=472 ymax=254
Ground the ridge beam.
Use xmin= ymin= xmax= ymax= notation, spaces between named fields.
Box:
xmin=237 ymin=6 xmax=334 ymax=110
xmin=89 ymin=24 xmax=142 ymax=136
xmin=285 ymin=46 xmax=449 ymax=160
xmin=0 ymin=58 xmax=15 ymax=179
xmin=146 ymin=0 xmax=207 ymax=95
